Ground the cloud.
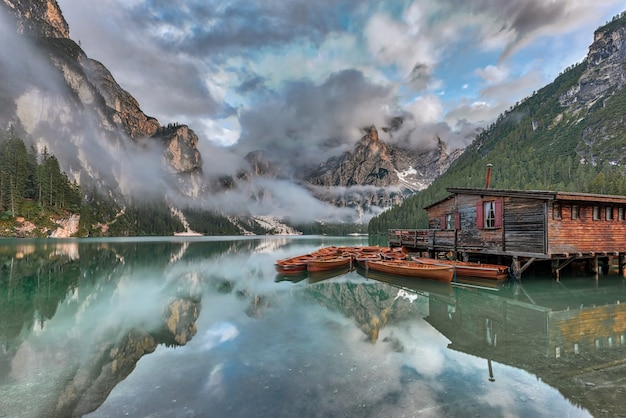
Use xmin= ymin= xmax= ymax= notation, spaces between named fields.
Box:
xmin=236 ymin=69 xmax=398 ymax=165
xmin=12 ymin=0 xmax=625 ymax=224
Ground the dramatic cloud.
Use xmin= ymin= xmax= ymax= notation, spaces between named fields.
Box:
xmin=14 ymin=0 xmax=623 ymax=222
xmin=57 ymin=0 xmax=625 ymax=151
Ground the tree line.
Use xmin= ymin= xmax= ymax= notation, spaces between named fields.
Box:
xmin=368 ymin=45 xmax=626 ymax=234
xmin=0 ymin=126 xmax=81 ymax=220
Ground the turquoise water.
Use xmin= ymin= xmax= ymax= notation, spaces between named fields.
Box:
xmin=1 ymin=236 xmax=624 ymax=417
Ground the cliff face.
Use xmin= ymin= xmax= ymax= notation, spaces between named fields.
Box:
xmin=0 ymin=0 xmax=202 ymax=199
xmin=2 ymin=0 xmax=69 ymax=38
xmin=556 ymin=14 xmax=626 ymax=167
xmin=560 ymin=17 xmax=626 ymax=108
xmin=304 ymin=125 xmax=460 ymax=209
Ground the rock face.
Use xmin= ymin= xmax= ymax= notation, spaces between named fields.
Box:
xmin=0 ymin=0 xmax=203 ymax=200
xmin=2 ymin=0 xmax=69 ymax=38
xmin=304 ymin=125 xmax=460 ymax=209
xmin=560 ymin=16 xmax=626 ymax=107
xmin=555 ymin=14 xmax=626 ymax=166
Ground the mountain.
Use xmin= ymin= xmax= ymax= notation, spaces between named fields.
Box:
xmin=0 ymin=0 xmax=464 ymax=236
xmin=0 ymin=0 xmax=202 ymax=198
xmin=303 ymin=125 xmax=461 ymax=211
xmin=369 ymin=11 xmax=626 ymax=234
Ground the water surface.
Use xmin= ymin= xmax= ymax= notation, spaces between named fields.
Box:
xmin=1 ymin=236 xmax=625 ymax=417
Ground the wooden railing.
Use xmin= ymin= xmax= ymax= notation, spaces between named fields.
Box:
xmin=388 ymin=229 xmax=457 ymax=249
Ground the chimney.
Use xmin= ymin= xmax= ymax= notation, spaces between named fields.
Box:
xmin=485 ymin=164 xmax=493 ymax=188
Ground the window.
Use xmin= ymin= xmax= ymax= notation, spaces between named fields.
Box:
xmin=484 ymin=201 xmax=496 ymax=228
xmin=606 ymin=207 xmax=613 ymax=221
xmin=620 ymin=207 xmax=624 ymax=221
xmin=593 ymin=206 xmax=600 ymax=220
xmin=553 ymin=202 xmax=561 ymax=219
xmin=446 ymin=213 xmax=455 ymax=230
xmin=572 ymin=205 xmax=579 ymax=220
xmin=477 ymin=199 xmax=502 ymax=229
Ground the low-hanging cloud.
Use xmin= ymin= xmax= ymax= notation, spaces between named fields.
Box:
xmin=6 ymin=0 xmax=625 ymax=225
xmin=235 ymin=69 xmax=397 ymax=167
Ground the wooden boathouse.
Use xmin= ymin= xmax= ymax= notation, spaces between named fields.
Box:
xmin=388 ymin=187 xmax=626 ymax=279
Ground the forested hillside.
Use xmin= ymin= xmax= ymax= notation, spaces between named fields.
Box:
xmin=0 ymin=128 xmax=250 ymax=237
xmin=369 ymin=15 xmax=626 ymax=234
xmin=0 ymin=127 xmax=82 ymax=225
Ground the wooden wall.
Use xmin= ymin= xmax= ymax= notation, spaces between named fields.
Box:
xmin=503 ymin=197 xmax=546 ymax=254
xmin=425 ymin=192 xmax=626 ymax=257
xmin=548 ymin=202 xmax=626 ymax=255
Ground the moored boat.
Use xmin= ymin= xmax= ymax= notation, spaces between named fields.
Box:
xmin=414 ymin=258 xmax=509 ymax=280
xmin=355 ymin=252 xmax=382 ymax=267
xmin=363 ymin=259 xmax=454 ymax=283
xmin=275 ymin=254 xmax=315 ymax=275
xmin=380 ymin=247 xmax=408 ymax=260
xmin=307 ymin=255 xmax=354 ymax=272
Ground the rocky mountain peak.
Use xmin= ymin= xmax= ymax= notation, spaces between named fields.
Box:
xmin=2 ymin=0 xmax=69 ymax=38
xmin=1 ymin=0 xmax=203 ymax=202
xmin=368 ymin=125 xmax=379 ymax=142
xmin=306 ymin=125 xmax=397 ymax=188
xmin=559 ymin=14 xmax=626 ymax=107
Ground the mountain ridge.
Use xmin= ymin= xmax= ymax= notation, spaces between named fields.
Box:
xmin=369 ymin=11 xmax=626 ymax=234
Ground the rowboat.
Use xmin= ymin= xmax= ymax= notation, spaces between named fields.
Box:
xmin=275 ymin=254 xmax=315 ymax=275
xmin=357 ymin=267 xmax=455 ymax=299
xmin=380 ymin=248 xmax=408 ymax=260
xmin=414 ymin=258 xmax=509 ymax=280
xmin=307 ymin=255 xmax=354 ymax=272
xmin=355 ymin=252 xmax=382 ymax=267
xmin=363 ymin=259 xmax=454 ymax=283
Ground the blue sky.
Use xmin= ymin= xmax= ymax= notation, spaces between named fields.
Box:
xmin=57 ymin=0 xmax=625 ymax=161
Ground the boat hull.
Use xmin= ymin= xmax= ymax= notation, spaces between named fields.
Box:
xmin=364 ymin=260 xmax=454 ymax=283
xmin=275 ymin=254 xmax=315 ymax=275
xmin=414 ymin=258 xmax=509 ymax=280
xmin=307 ymin=256 xmax=353 ymax=272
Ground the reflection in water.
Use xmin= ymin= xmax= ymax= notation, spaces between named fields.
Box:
xmin=1 ymin=237 xmax=624 ymax=417
xmin=0 ymin=239 xmax=203 ymax=417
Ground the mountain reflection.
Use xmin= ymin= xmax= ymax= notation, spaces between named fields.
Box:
xmin=360 ymin=270 xmax=626 ymax=417
xmin=0 ymin=239 xmax=203 ymax=417
xmin=290 ymin=265 xmax=626 ymax=417
xmin=2 ymin=238 xmax=625 ymax=417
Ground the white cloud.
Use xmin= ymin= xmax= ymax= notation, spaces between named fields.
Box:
xmin=406 ymin=95 xmax=444 ymax=124
xmin=476 ymin=65 xmax=510 ymax=85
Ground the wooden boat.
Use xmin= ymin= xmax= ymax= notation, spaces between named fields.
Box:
xmin=307 ymin=255 xmax=354 ymax=272
xmin=380 ymin=247 xmax=408 ymax=260
xmin=275 ymin=254 xmax=315 ymax=275
xmin=363 ymin=259 xmax=454 ymax=283
xmin=414 ymin=258 xmax=509 ymax=280
xmin=357 ymin=267 xmax=455 ymax=299
xmin=355 ymin=252 xmax=382 ymax=267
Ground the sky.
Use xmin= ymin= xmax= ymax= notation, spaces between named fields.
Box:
xmin=39 ymin=1 xmax=626 ymax=223
xmin=55 ymin=0 xmax=625 ymax=157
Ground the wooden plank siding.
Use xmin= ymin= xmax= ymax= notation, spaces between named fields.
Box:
xmin=504 ymin=197 xmax=546 ymax=254
xmin=391 ymin=188 xmax=626 ymax=269
xmin=547 ymin=201 xmax=626 ymax=256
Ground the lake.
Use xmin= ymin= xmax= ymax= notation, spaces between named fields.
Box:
xmin=1 ymin=236 xmax=625 ymax=417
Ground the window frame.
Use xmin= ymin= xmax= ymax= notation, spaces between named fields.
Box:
xmin=445 ymin=213 xmax=455 ymax=230
xmin=476 ymin=198 xmax=502 ymax=229
xmin=552 ymin=202 xmax=561 ymax=219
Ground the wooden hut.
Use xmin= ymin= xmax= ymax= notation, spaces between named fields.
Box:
xmin=389 ymin=188 xmax=626 ymax=279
